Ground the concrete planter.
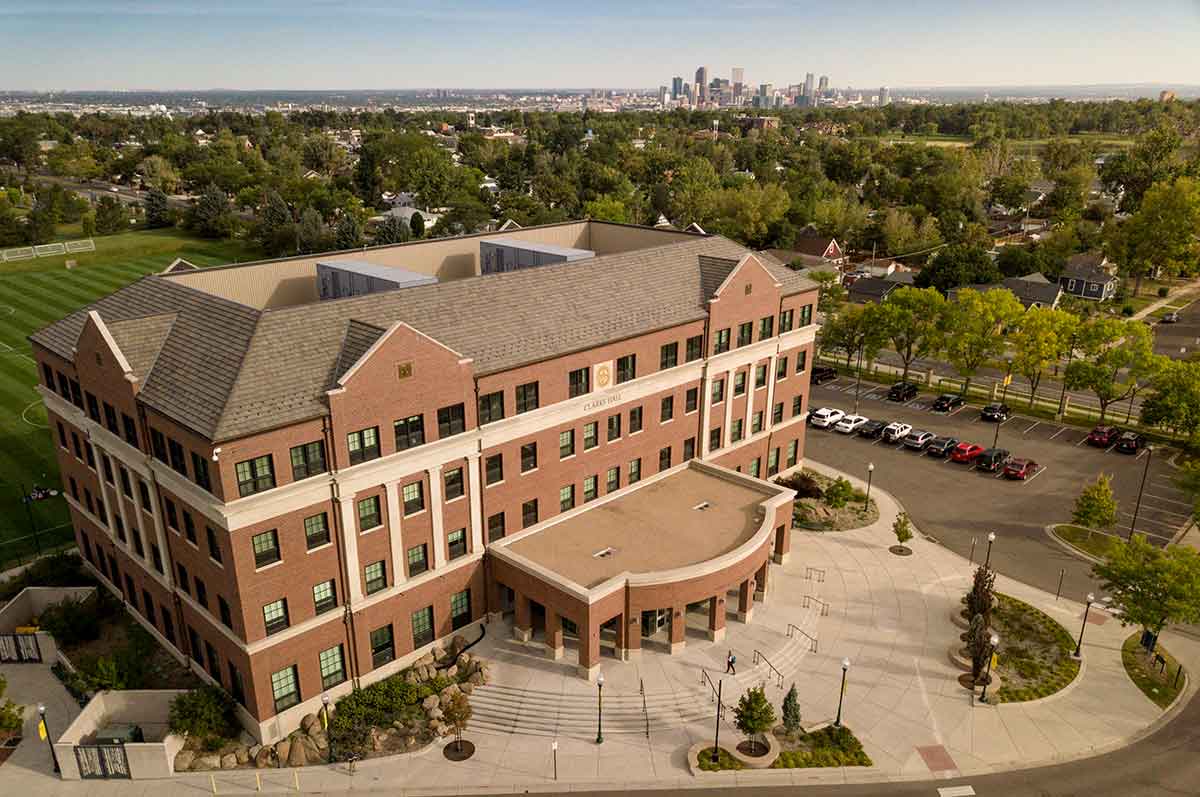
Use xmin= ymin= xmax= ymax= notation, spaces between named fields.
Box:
xmin=687 ymin=732 xmax=781 ymax=773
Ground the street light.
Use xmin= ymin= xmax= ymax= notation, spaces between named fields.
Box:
xmin=834 ymin=658 xmax=850 ymax=727
xmin=979 ymin=634 xmax=1000 ymax=703
xmin=864 ymin=463 xmax=875 ymax=509
xmin=595 ymin=672 xmax=605 ymax=745
xmin=984 ymin=532 xmax=996 ymax=570
xmin=1129 ymin=445 xmax=1154 ymax=541
xmin=1074 ymin=593 xmax=1102 ymax=658
xmin=37 ymin=703 xmax=59 ymax=773
xmin=711 ymin=678 xmax=723 ymax=764
xmin=321 ymin=693 xmax=331 ymax=763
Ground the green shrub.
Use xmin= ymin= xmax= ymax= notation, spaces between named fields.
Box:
xmin=1122 ymin=304 xmax=1134 ymax=317
xmin=40 ymin=594 xmax=105 ymax=646
xmin=823 ymin=477 xmax=855 ymax=509
xmin=697 ymin=747 xmax=744 ymax=771
xmin=778 ymin=472 xmax=823 ymax=500
xmin=327 ymin=671 xmax=430 ymax=759
xmin=0 ymin=552 xmax=94 ymax=602
xmin=1157 ymin=286 xmax=1169 ymax=298
xmin=0 ymin=675 xmax=23 ymax=736
xmin=169 ymin=686 xmax=239 ymax=741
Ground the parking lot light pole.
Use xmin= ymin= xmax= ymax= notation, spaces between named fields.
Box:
xmin=979 ymin=634 xmax=1000 ymax=703
xmin=835 ymin=658 xmax=850 ymax=727
xmin=864 ymin=463 xmax=875 ymax=509
xmin=1074 ymin=593 xmax=1096 ymax=658
xmin=992 ymin=416 xmax=1002 ymax=448
xmin=1129 ymin=445 xmax=1154 ymax=541
xmin=984 ymin=532 xmax=996 ymax=570
xmin=595 ymin=672 xmax=605 ymax=745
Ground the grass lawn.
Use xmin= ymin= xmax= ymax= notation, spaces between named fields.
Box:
xmin=0 ymin=227 xmax=259 ymax=566
xmin=991 ymin=593 xmax=1081 ymax=703
xmin=1052 ymin=524 xmax=1129 ymax=560
xmin=1121 ymin=633 xmax=1186 ymax=710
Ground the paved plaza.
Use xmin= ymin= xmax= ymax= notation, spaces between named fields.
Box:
xmin=1 ymin=459 xmax=1195 ymax=795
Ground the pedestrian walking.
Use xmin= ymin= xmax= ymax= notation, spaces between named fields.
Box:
xmin=725 ymin=650 xmax=736 ymax=674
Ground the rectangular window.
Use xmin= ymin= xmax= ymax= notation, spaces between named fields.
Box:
xmin=709 ymin=427 xmax=723 ymax=451
xmin=347 ymin=427 xmax=380 ymax=465
xmin=305 ymin=512 xmax=331 ymax=549
xmin=402 ymin=481 xmax=425 ymax=515
xmin=515 ymin=381 xmax=540 ymax=413
xmin=659 ymin=446 xmax=672 ymax=471
xmin=263 ymin=598 xmax=290 ymax=636
xmin=792 ymin=395 xmax=804 ymax=417
xmin=606 ymin=466 xmax=620 ymax=493
xmin=438 ymin=403 xmax=466 ymax=438
xmin=520 ymin=442 xmax=538 ymax=472
xmin=138 ymin=480 xmax=151 ymax=510
xmin=660 ymin=342 xmax=678 ymax=370
xmin=768 ymin=448 xmax=780 ymax=476
xmin=176 ymin=563 xmax=189 ymax=594
xmin=448 ymin=528 xmax=467 ymax=559
xmin=56 ymin=421 xmax=67 ymax=448
xmin=168 ymin=438 xmax=187 ymax=475
xmin=101 ymin=455 xmax=114 ymax=484
xmin=734 ymin=371 xmax=746 ymax=396
xmin=629 ymin=406 xmax=643 ymax=434
xmin=607 ymin=414 xmax=621 ymax=441
xmin=737 ymin=322 xmax=753 ymax=347
xmin=445 ymin=467 xmax=465 ymax=499
xmin=776 ymin=357 xmax=788 ymax=380
xmin=42 ymin=362 xmax=54 ymax=388
xmin=412 ymin=606 xmax=435 ymax=649
xmin=759 ymin=315 xmax=774 ymax=339
xmin=86 ymin=392 xmax=101 ymax=422
xmin=583 ymin=422 xmax=598 ymax=450
xmin=583 ymin=474 xmax=598 ymax=502
xmin=714 ymin=328 xmax=730 ymax=354
xmin=755 ymin=364 xmax=768 ymax=388
xmin=132 ymin=529 xmax=144 ymax=557
xmin=143 ymin=592 xmax=156 ymax=627
xmin=186 ymin=626 xmax=201 ymax=664
xmin=750 ymin=457 xmax=761 ymax=478
xmin=787 ymin=439 xmax=799 ymax=468
xmin=568 ymin=367 xmax=591 ymax=398
xmin=319 ymin=644 xmax=347 ymax=689
xmin=161 ymin=611 xmax=175 ymax=645
xmin=313 ymin=579 xmax=337 ymax=614
xmin=194 ymin=577 xmax=208 ymax=609
xmin=731 ymin=418 xmax=744 ymax=442
xmin=450 ymin=590 xmax=472 ymax=630
xmin=711 ymin=378 xmax=725 ymax=404
xmin=780 ymin=308 xmax=794 ymax=333
xmin=773 ymin=402 xmax=784 ymax=425
xmin=629 ymin=458 xmax=641 ymax=484
xmin=358 ymin=495 xmax=382 ymax=530
xmin=616 ymin=354 xmax=636 ymax=383
xmin=660 ymin=395 xmax=674 ymax=422
xmin=252 ymin=529 xmax=281 ymax=568
xmin=749 ymin=410 xmax=763 ymax=433
xmin=800 ymin=304 xmax=813 ymax=327
xmin=485 ymin=454 xmax=504 ymax=485
xmin=522 ymin=498 xmax=539 ymax=528
xmin=122 ymin=413 xmax=138 ymax=447
xmin=71 ymin=432 xmax=82 ymax=459
xmin=370 ymin=625 xmax=394 ymax=668
xmin=407 ymin=544 xmax=429 ymax=576
xmin=365 ymin=560 xmax=387 ymax=594
xmin=686 ymin=387 xmax=699 ymax=413
xmin=151 ymin=544 xmax=163 ymax=574
xmin=684 ymin=437 xmax=696 ymax=461
xmin=393 ymin=414 xmax=425 ymax=451
xmin=288 ymin=441 xmax=327 ymax=481
xmin=227 ymin=661 xmax=244 ymax=705
xmin=69 ymin=379 xmax=83 ymax=408
xmin=206 ymin=526 xmax=222 ymax=563
xmin=85 ymin=442 xmax=96 ymax=469
xmin=192 ymin=452 xmax=212 ymax=491
xmin=103 ymin=402 xmax=118 ymax=434
xmin=150 ymin=429 xmax=167 ymax=461
xmin=182 ymin=511 xmax=196 ymax=544
xmin=56 ymin=372 xmax=70 ymax=399
xmin=478 ymin=391 xmax=505 ymax=424
xmin=114 ymin=515 xmax=126 ymax=543
xmin=119 ymin=467 xmax=132 ymax=498
xmin=559 ymin=484 xmax=575 ymax=512
xmin=559 ymin=429 xmax=575 ymax=458
xmin=796 ymin=349 xmax=808 ymax=373
xmin=69 ymin=477 xmax=78 ymax=500
xmin=686 ymin=335 xmax=704 ymax=361
xmin=487 ymin=512 xmax=505 ymax=542
xmin=235 ymin=455 xmax=275 ymax=497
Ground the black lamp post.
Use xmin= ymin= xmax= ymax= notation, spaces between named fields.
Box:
xmin=1073 ymin=593 xmax=1095 ymax=658
xmin=711 ymin=678 xmax=723 ymax=764
xmin=979 ymin=634 xmax=999 ymax=703
xmin=983 ymin=531 xmax=996 ymax=570
xmin=834 ymin=658 xmax=850 ymax=727
xmin=38 ymin=703 xmax=59 ymax=773
xmin=1129 ymin=445 xmax=1154 ymax=541
xmin=595 ymin=672 xmax=605 ymax=745
xmin=864 ymin=463 xmax=875 ymax=509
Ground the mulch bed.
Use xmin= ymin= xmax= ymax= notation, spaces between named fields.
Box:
xmin=889 ymin=545 xmax=912 ymax=556
xmin=736 ymin=740 xmax=770 ymax=757
xmin=443 ymin=740 xmax=475 ymax=761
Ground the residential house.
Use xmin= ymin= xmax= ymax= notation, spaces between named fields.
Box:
xmin=1060 ymin=253 xmax=1119 ymax=301
xmin=847 ymin=276 xmax=897 ymax=304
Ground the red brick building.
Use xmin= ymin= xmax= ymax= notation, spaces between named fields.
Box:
xmin=30 ymin=220 xmax=817 ymax=741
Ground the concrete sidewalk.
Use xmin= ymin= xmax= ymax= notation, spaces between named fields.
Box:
xmin=1 ymin=457 xmax=1194 ymax=795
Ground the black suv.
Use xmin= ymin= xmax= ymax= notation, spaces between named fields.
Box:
xmin=925 ymin=436 xmax=959 ymax=458
xmin=811 ymin=365 xmax=838 ymax=385
xmin=932 ymin=393 xmax=965 ymax=412
xmin=976 ymin=448 xmax=1011 ymax=472
xmin=1115 ymin=431 xmax=1144 ymax=454
xmin=888 ymin=381 xmax=919 ymax=402
xmin=856 ymin=420 xmax=887 ymax=439
xmin=980 ymin=403 xmax=1011 ymax=421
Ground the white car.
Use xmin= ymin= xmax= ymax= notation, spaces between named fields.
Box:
xmin=834 ymin=414 xmax=868 ymax=434
xmin=809 ymin=407 xmax=846 ymax=429
xmin=882 ymin=421 xmax=913 ymax=443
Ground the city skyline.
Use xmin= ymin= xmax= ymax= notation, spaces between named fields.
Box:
xmin=1 ymin=1 xmax=1199 ymax=91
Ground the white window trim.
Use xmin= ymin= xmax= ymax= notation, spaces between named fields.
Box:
xmin=306 ymin=542 xmax=334 ymax=555
xmin=255 ymin=559 xmax=285 ymax=575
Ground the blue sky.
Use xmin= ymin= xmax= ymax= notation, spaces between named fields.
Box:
xmin=2 ymin=0 xmax=1198 ymax=90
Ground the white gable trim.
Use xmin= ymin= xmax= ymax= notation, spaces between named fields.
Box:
xmin=85 ymin=310 xmax=135 ymax=376
xmin=331 ymin=321 xmax=471 ymax=393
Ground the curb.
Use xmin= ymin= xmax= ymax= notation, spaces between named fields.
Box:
xmin=1044 ymin=523 xmax=1106 ymax=565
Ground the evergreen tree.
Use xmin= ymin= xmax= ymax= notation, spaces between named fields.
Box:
xmin=334 ymin=213 xmax=364 ymax=250
xmin=187 ymin=184 xmax=236 ymax=239
xmin=297 ymin=207 xmax=327 ymax=254
xmin=374 ymin=215 xmax=412 ymax=245
xmin=94 ymin=195 xmax=127 ymax=234
xmin=781 ymin=683 xmax=802 ymax=735
xmin=410 ymin=211 xmax=425 ymax=239
xmin=144 ymin=187 xmax=172 ymax=229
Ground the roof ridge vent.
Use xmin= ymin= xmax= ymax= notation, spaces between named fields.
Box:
xmin=592 ymin=547 xmax=616 ymax=559
xmin=692 ymin=501 xmax=711 ymax=511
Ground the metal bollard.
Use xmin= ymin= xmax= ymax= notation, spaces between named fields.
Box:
xmin=969 ymin=537 xmax=977 ymax=566
xmin=210 ymin=773 xmax=217 ymax=794
xmin=1055 ymin=569 xmax=1065 ymax=601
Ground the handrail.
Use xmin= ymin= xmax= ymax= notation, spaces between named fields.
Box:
xmin=752 ymin=649 xmax=784 ymax=689
xmin=640 ymin=678 xmax=649 ymax=739
xmin=700 ymin=669 xmax=737 ymax=719
xmin=787 ymin=623 xmax=819 ymax=653
xmin=805 ymin=566 xmax=826 ymax=583
xmin=802 ymin=594 xmax=830 ymax=616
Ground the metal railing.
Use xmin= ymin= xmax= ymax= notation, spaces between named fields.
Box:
xmin=805 ymin=566 xmax=826 ymax=583
xmin=700 ymin=669 xmax=736 ymax=721
xmin=787 ymin=623 xmax=819 ymax=653
xmin=639 ymin=678 xmax=649 ymax=739
xmin=802 ymin=594 xmax=830 ymax=616
xmin=752 ymin=649 xmax=784 ymax=689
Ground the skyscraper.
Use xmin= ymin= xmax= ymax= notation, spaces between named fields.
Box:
xmin=804 ymin=72 xmax=815 ymax=101
xmin=659 ymin=86 xmax=669 ymax=106
xmin=879 ymin=86 xmax=891 ymax=106
xmin=731 ymin=66 xmax=744 ymax=95
xmin=818 ymin=75 xmax=829 ymax=94
xmin=671 ymin=76 xmax=683 ymax=100
xmin=695 ymin=66 xmax=709 ymax=102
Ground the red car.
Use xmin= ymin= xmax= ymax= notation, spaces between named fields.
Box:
xmin=1087 ymin=426 xmax=1118 ymax=447
xmin=1003 ymin=459 xmax=1040 ymax=480
xmin=950 ymin=442 xmax=985 ymax=463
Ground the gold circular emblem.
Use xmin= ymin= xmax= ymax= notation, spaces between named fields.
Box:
xmin=596 ymin=364 xmax=611 ymax=388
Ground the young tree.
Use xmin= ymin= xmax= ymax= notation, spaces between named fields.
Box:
xmin=893 ymin=512 xmax=913 ymax=550
xmin=144 ymin=188 xmax=172 ymax=229
xmin=1065 ymin=319 xmax=1158 ymax=422
xmin=0 ymin=674 xmax=23 ymax=739
xmin=1141 ymin=360 xmax=1200 ymax=440
xmin=806 ymin=269 xmax=847 ymax=317
xmin=1094 ymin=536 xmax=1200 ymax=645
xmin=441 ymin=691 xmax=472 ymax=754
xmin=962 ymin=565 xmax=996 ymax=624
xmin=1173 ymin=460 xmax=1200 ymax=525
xmin=583 ymin=194 xmax=632 ymax=224
xmin=410 ymin=211 xmax=425 ymax=239
xmin=373 ymin=214 xmax=412 ymax=245
xmin=967 ymin=613 xmax=990 ymax=683
xmin=1011 ymin=307 xmax=1079 ymax=406
xmin=1073 ymin=474 xmax=1118 ymax=530
xmin=942 ymin=288 xmax=1023 ymax=396
xmin=781 ymin=683 xmax=802 ymax=736
xmin=733 ymin=686 xmax=777 ymax=755
xmin=875 ymin=286 xmax=946 ymax=383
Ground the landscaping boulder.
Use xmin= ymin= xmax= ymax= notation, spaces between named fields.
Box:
xmin=468 ymin=671 xmax=484 ymax=686
xmin=439 ymin=683 xmax=460 ymax=700
xmin=428 ymin=720 xmax=441 ymax=735
xmin=234 ymin=745 xmax=250 ymax=764
xmin=287 ymin=738 xmax=307 ymax=767
xmin=274 ymin=738 xmax=291 ymax=764
xmin=173 ymin=750 xmax=195 ymax=772
xmin=306 ymin=721 xmax=324 ymax=740
xmin=422 ymin=694 xmax=440 ymax=711
xmin=193 ymin=754 xmax=221 ymax=771
xmin=460 ymin=681 xmax=474 ymax=695
xmin=220 ymin=753 xmax=239 ymax=770
xmin=444 ymin=665 xmax=458 ymax=680
xmin=298 ymin=734 xmax=320 ymax=761
xmin=404 ymin=735 xmax=417 ymax=750
xmin=254 ymin=746 xmax=274 ymax=769
xmin=403 ymin=669 xmax=419 ymax=685
xmin=450 ymin=634 xmax=468 ymax=655
xmin=300 ymin=713 xmax=319 ymax=734
xmin=416 ymin=653 xmax=435 ymax=668
xmin=427 ymin=707 xmax=444 ymax=721
xmin=248 ymin=744 xmax=262 ymax=760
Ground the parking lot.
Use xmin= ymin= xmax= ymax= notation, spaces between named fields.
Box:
xmin=805 ymin=378 xmax=1194 ymax=599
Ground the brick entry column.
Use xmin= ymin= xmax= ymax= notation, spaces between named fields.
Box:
xmin=669 ymin=605 xmax=686 ymax=654
xmin=708 ymin=596 xmax=726 ymax=642
xmin=545 ymin=607 xmax=564 ymax=660
xmin=755 ymin=560 xmax=770 ymax=602
xmin=623 ymin=614 xmax=642 ymax=661
xmin=773 ymin=523 xmax=791 ymax=565
xmin=579 ymin=619 xmax=602 ymax=680
xmin=514 ymin=591 xmax=532 ymax=642
xmin=737 ymin=579 xmax=755 ymax=623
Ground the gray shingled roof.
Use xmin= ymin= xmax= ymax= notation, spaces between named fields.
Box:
xmin=32 ymin=236 xmax=813 ymax=442
xmin=107 ymin=313 xmax=177 ymax=381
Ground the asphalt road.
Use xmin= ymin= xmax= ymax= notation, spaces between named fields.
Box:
xmin=1152 ymin=291 xmax=1200 ymax=359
